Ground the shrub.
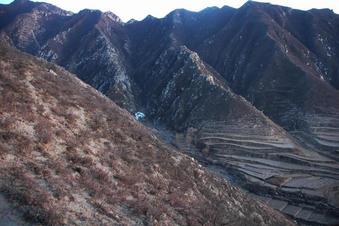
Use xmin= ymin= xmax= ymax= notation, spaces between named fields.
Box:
xmin=34 ymin=119 xmax=54 ymax=144
xmin=91 ymin=167 xmax=110 ymax=183
xmin=1 ymin=167 xmax=65 ymax=226
xmin=66 ymin=151 xmax=93 ymax=168
xmin=0 ymin=117 xmax=15 ymax=129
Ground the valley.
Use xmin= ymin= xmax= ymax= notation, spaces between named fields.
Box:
xmin=1 ymin=0 xmax=339 ymax=225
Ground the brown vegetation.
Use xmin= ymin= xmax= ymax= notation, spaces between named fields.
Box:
xmin=0 ymin=45 xmax=294 ymax=225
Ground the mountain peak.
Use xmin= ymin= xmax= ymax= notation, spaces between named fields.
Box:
xmin=143 ymin=14 xmax=157 ymax=21
xmin=78 ymin=8 xmax=102 ymax=15
xmin=9 ymin=0 xmax=35 ymax=8
xmin=103 ymin=11 xmax=123 ymax=24
xmin=11 ymin=0 xmax=30 ymax=4
xmin=243 ymin=0 xmax=268 ymax=7
xmin=241 ymin=0 xmax=282 ymax=11
xmin=166 ymin=8 xmax=194 ymax=19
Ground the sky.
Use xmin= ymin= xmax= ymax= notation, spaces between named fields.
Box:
xmin=1 ymin=0 xmax=338 ymax=22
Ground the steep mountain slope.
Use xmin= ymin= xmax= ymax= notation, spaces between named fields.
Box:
xmin=0 ymin=44 xmax=295 ymax=225
xmin=126 ymin=6 xmax=235 ymax=81
xmin=126 ymin=6 xmax=339 ymax=224
xmin=1 ymin=1 xmax=339 ymax=225
xmin=39 ymin=9 xmax=138 ymax=112
xmin=141 ymin=46 xmax=339 ymax=225
xmin=195 ymin=2 xmax=339 ymax=161
xmin=126 ymin=2 xmax=339 ymax=153
xmin=0 ymin=0 xmax=71 ymax=53
xmin=197 ymin=2 xmax=339 ymax=90
xmin=0 ymin=0 xmax=137 ymax=111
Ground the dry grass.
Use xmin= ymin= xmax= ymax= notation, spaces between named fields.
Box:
xmin=0 ymin=45 xmax=294 ymax=226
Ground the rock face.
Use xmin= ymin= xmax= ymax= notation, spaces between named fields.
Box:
xmin=1 ymin=1 xmax=339 ymax=225
xmin=0 ymin=44 xmax=295 ymax=226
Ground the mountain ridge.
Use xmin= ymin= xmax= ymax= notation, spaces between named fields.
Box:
xmin=1 ymin=1 xmax=339 ymax=225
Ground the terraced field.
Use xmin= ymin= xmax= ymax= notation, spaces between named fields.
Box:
xmin=291 ymin=113 xmax=339 ymax=161
xmin=171 ymin=120 xmax=339 ymax=225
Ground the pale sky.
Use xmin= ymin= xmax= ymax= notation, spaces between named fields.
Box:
xmin=1 ymin=0 xmax=338 ymax=22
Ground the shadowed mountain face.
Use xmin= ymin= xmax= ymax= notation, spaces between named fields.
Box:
xmin=1 ymin=0 xmax=339 ymax=225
